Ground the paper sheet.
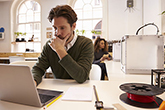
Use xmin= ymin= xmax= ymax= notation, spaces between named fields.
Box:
xmin=61 ymin=87 xmax=93 ymax=102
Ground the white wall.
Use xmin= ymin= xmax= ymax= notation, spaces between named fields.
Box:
xmin=107 ymin=0 xmax=143 ymax=40
xmin=107 ymin=0 xmax=162 ymax=41
xmin=160 ymin=0 xmax=165 ymax=34
xmin=39 ymin=0 xmax=67 ymax=47
xmin=143 ymin=0 xmax=161 ymax=35
xmin=0 ymin=1 xmax=12 ymax=52
xmin=0 ymin=0 xmax=163 ymax=52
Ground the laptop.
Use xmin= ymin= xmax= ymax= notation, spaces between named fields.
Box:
xmin=0 ymin=64 xmax=63 ymax=107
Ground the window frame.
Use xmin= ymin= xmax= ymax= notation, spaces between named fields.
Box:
xmin=73 ymin=0 xmax=103 ymax=39
xmin=16 ymin=0 xmax=41 ymax=41
xmin=68 ymin=0 xmax=109 ymax=40
xmin=11 ymin=0 xmax=42 ymax=52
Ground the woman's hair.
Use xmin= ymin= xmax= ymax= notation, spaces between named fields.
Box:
xmin=48 ymin=5 xmax=78 ymax=27
xmin=94 ymin=37 xmax=108 ymax=52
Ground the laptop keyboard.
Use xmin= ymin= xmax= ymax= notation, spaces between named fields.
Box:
xmin=39 ymin=94 xmax=55 ymax=104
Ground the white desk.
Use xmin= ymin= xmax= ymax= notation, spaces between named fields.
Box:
xmin=105 ymin=60 xmax=152 ymax=82
xmin=0 ymin=79 xmax=164 ymax=110
xmin=0 ymin=61 xmax=164 ymax=110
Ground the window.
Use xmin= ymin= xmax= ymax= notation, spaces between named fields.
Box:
xmin=74 ymin=0 xmax=102 ymax=39
xmin=13 ymin=0 xmax=41 ymax=52
xmin=17 ymin=1 xmax=41 ymax=41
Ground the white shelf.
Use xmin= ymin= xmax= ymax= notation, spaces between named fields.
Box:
xmin=11 ymin=41 xmax=41 ymax=44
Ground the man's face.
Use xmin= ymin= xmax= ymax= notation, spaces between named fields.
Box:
xmin=52 ymin=17 xmax=75 ymax=40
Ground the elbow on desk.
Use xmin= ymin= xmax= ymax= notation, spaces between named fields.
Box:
xmin=73 ymin=67 xmax=90 ymax=84
xmin=76 ymin=80 xmax=86 ymax=84
xmin=75 ymin=77 xmax=88 ymax=84
xmin=75 ymin=75 xmax=89 ymax=84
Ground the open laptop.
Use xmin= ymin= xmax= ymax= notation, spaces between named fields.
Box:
xmin=0 ymin=64 xmax=63 ymax=107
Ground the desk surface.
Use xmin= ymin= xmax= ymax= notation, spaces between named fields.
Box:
xmin=0 ymin=61 xmax=164 ymax=110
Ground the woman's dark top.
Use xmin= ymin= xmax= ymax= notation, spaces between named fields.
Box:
xmin=93 ymin=49 xmax=111 ymax=64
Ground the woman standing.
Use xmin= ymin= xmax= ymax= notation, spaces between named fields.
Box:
xmin=93 ymin=37 xmax=112 ymax=80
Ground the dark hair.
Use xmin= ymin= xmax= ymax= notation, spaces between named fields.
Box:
xmin=94 ymin=37 xmax=108 ymax=52
xmin=48 ymin=5 xmax=78 ymax=27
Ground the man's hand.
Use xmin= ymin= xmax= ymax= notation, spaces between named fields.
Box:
xmin=50 ymin=34 xmax=70 ymax=51
xmin=50 ymin=34 xmax=70 ymax=59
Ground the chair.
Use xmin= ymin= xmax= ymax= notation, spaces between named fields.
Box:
xmin=9 ymin=56 xmax=25 ymax=63
xmin=10 ymin=61 xmax=37 ymax=69
xmin=89 ymin=64 xmax=101 ymax=80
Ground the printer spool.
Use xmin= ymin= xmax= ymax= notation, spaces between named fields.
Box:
xmin=119 ymin=83 xmax=164 ymax=108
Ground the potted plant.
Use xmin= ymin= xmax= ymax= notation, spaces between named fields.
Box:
xmin=75 ymin=29 xmax=85 ymax=36
xmin=14 ymin=32 xmax=20 ymax=42
xmin=75 ymin=29 xmax=80 ymax=35
xmin=91 ymin=30 xmax=102 ymax=39
xmin=161 ymin=11 xmax=165 ymax=15
xmin=80 ymin=30 xmax=85 ymax=35
xmin=14 ymin=32 xmax=26 ymax=42
xmin=20 ymin=32 xmax=26 ymax=42
xmin=161 ymin=11 xmax=165 ymax=36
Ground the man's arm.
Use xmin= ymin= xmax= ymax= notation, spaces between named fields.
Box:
xmin=32 ymin=43 xmax=50 ymax=86
xmin=59 ymin=38 xmax=94 ymax=83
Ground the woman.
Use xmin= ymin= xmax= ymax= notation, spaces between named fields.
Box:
xmin=93 ymin=37 xmax=112 ymax=80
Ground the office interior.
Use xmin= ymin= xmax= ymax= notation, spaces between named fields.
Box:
xmin=1 ymin=0 xmax=165 ymax=52
xmin=0 ymin=0 xmax=165 ymax=110
xmin=0 ymin=0 xmax=165 ymax=69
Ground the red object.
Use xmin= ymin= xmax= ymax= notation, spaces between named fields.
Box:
xmin=127 ymin=93 xmax=158 ymax=105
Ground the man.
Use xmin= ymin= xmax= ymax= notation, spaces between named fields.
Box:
xmin=32 ymin=5 xmax=94 ymax=86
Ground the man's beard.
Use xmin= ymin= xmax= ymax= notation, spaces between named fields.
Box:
xmin=55 ymin=35 xmax=65 ymax=39
xmin=66 ymin=30 xmax=74 ymax=43
xmin=55 ymin=29 xmax=74 ymax=42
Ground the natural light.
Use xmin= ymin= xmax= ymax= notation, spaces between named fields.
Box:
xmin=74 ymin=0 xmax=102 ymax=39
xmin=12 ymin=1 xmax=41 ymax=52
